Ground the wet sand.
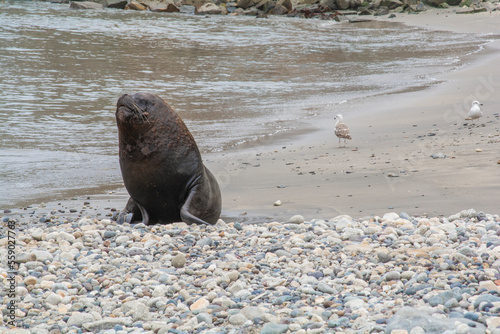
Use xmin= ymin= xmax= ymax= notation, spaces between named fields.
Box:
xmin=6 ymin=10 xmax=500 ymax=222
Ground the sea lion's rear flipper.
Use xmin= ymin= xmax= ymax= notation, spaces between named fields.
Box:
xmin=180 ymin=169 xmax=221 ymax=226
xmin=180 ymin=187 xmax=212 ymax=226
xmin=180 ymin=200 xmax=210 ymax=226
xmin=117 ymin=197 xmax=150 ymax=225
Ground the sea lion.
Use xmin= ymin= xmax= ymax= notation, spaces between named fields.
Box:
xmin=115 ymin=92 xmax=222 ymax=225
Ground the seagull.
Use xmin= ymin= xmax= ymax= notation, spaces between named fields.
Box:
xmin=334 ymin=114 xmax=352 ymax=147
xmin=468 ymin=100 xmax=483 ymax=121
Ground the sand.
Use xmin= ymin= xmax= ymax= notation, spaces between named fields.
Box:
xmin=8 ymin=9 xmax=500 ymax=223
xmin=204 ymin=9 xmax=500 ymax=222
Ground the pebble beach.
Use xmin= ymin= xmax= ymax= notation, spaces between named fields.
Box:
xmin=2 ymin=205 xmax=500 ymax=334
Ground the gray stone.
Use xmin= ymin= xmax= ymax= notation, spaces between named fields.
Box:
xmin=83 ymin=317 xmax=133 ymax=331
xmin=400 ymin=212 xmax=412 ymax=220
xmin=405 ymin=284 xmax=431 ymax=295
xmin=196 ymin=237 xmax=213 ymax=247
xmin=385 ymin=271 xmax=401 ymax=281
xmin=121 ymin=300 xmax=151 ymax=321
xmin=377 ymin=251 xmax=392 ymax=263
xmin=52 ymin=283 xmax=68 ymax=292
xmin=336 ymin=0 xmax=350 ymax=9
xmin=228 ymin=313 xmax=247 ymax=325
xmin=152 ymin=285 xmax=168 ymax=297
xmin=430 ymin=153 xmax=446 ymax=159
xmin=172 ymin=253 xmax=187 ymax=268
xmin=444 ymin=298 xmax=459 ymax=310
xmin=268 ymin=5 xmax=289 ymax=14
xmin=261 ymin=323 xmax=289 ymax=334
xmin=105 ymin=0 xmax=128 ymax=9
xmin=196 ymin=3 xmax=227 ymax=14
xmin=57 ymin=231 xmax=76 ymax=243
xmin=289 ymin=215 xmax=305 ymax=224
xmin=382 ymin=212 xmax=400 ymax=221
xmin=428 ymin=295 xmax=444 ymax=307
xmin=103 ymin=231 xmax=117 ymax=239
xmin=452 ymin=252 xmax=472 ymax=264
xmin=317 ymin=282 xmax=336 ymax=294
xmin=473 ymin=294 xmax=500 ymax=309
xmin=345 ymin=298 xmax=365 ymax=310
xmin=150 ymin=2 xmax=181 ymax=12
xmin=115 ymin=235 xmax=129 ymax=244
xmin=275 ymin=249 xmax=291 ymax=257
xmin=236 ymin=0 xmax=259 ymax=8
xmin=126 ymin=247 xmax=146 ymax=256
xmin=70 ymin=1 xmax=104 ymax=9
xmin=385 ymin=306 xmax=485 ymax=334
xmin=67 ymin=312 xmax=95 ymax=327
xmin=45 ymin=293 xmax=62 ymax=305
xmin=93 ymin=0 xmax=127 ymax=8
xmin=458 ymin=246 xmax=477 ymax=257
xmin=31 ymin=228 xmax=44 ymax=241
xmin=241 ymin=306 xmax=267 ymax=321
xmin=16 ymin=252 xmax=36 ymax=263
xmin=196 ymin=312 xmax=213 ymax=325
xmin=33 ymin=250 xmax=53 ymax=262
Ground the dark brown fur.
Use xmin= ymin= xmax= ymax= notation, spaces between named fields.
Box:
xmin=115 ymin=92 xmax=222 ymax=225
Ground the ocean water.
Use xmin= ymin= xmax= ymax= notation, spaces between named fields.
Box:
xmin=0 ymin=1 xmax=492 ymax=207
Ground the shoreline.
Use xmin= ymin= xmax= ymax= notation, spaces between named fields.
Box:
xmin=207 ymin=21 xmax=500 ymax=221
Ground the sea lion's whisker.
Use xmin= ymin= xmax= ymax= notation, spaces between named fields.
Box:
xmin=131 ymin=101 xmax=150 ymax=123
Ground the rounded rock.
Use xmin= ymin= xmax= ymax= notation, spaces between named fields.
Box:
xmin=228 ymin=313 xmax=247 ymax=325
xmin=31 ymin=228 xmax=45 ymax=241
xmin=289 ymin=215 xmax=305 ymax=224
xmin=171 ymin=253 xmax=187 ymax=268
xmin=46 ymin=293 xmax=63 ymax=305
xmin=385 ymin=271 xmax=401 ymax=281
xmin=24 ymin=276 xmax=38 ymax=286
xmin=67 ymin=312 xmax=95 ymax=327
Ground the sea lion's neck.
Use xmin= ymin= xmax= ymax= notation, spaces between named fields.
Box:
xmin=119 ymin=127 xmax=157 ymax=158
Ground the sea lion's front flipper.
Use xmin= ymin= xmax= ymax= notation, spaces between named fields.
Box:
xmin=117 ymin=197 xmax=150 ymax=225
xmin=117 ymin=212 xmax=134 ymax=224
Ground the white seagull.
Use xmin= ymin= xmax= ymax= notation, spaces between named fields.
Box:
xmin=468 ymin=100 xmax=483 ymax=121
xmin=334 ymin=114 xmax=352 ymax=147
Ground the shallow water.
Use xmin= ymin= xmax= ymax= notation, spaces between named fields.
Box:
xmin=0 ymin=1 xmax=493 ymax=207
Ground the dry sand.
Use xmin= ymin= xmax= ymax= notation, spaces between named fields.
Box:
xmin=10 ymin=9 xmax=500 ymax=223
xmin=205 ymin=9 xmax=500 ymax=222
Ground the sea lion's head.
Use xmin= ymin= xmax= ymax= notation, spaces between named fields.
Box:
xmin=116 ymin=92 xmax=166 ymax=129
